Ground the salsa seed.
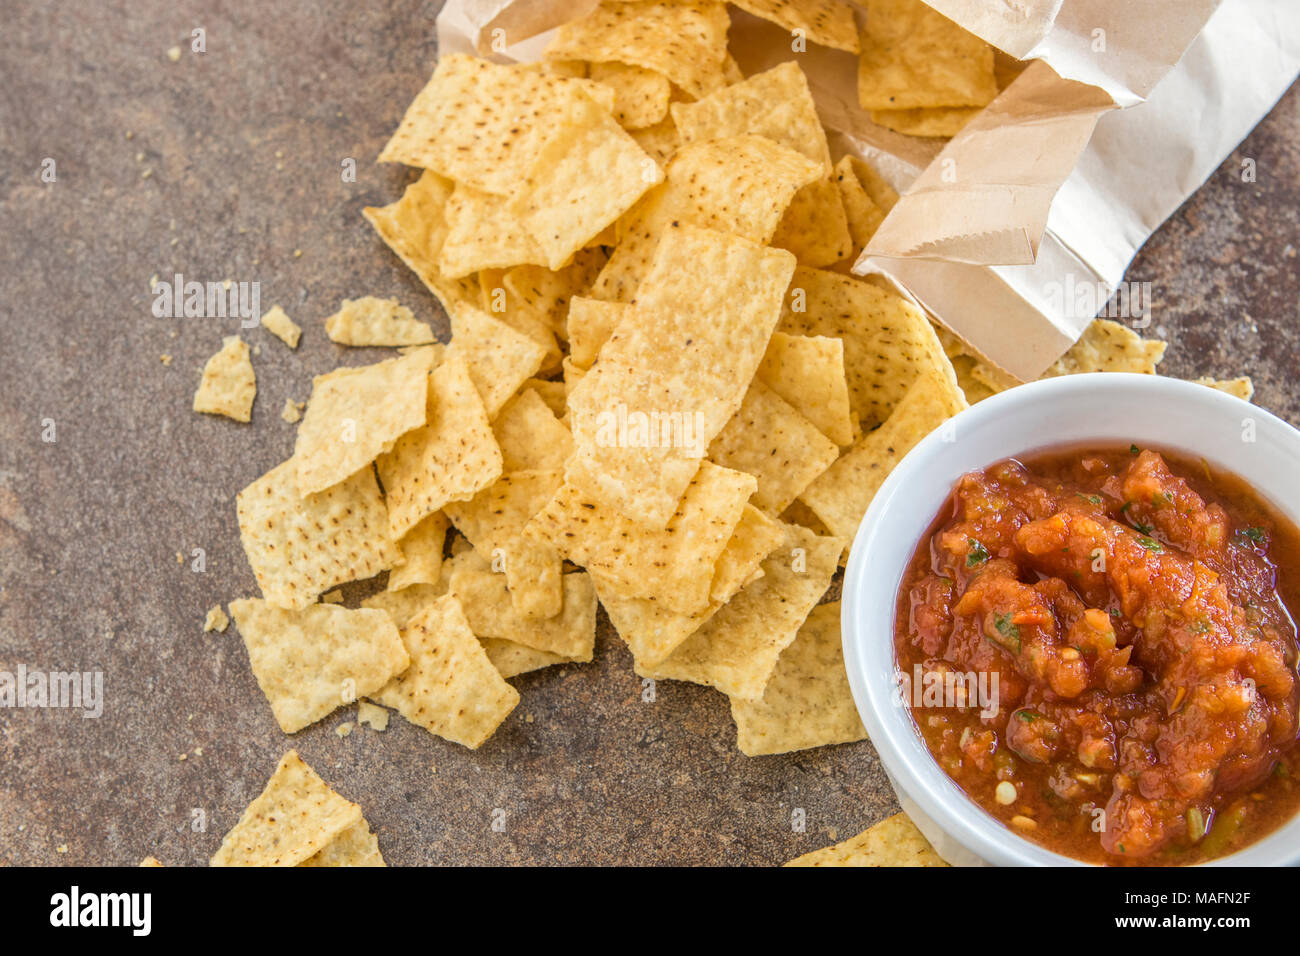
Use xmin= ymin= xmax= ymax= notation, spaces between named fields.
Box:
xmin=995 ymin=781 xmax=1017 ymax=805
xmin=1011 ymin=815 xmax=1038 ymax=831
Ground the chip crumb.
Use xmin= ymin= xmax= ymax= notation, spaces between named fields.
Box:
xmin=357 ymin=701 xmax=390 ymax=732
xmin=279 ymin=397 xmax=304 ymax=423
xmin=293 ymin=249 xmax=303 ymax=258
xmin=260 ymin=305 xmax=302 ymax=348
xmin=176 ymin=552 xmax=184 ymax=564
xmin=335 ymin=722 xmax=354 ymax=738
xmin=203 ymin=605 xmax=229 ymax=633
xmin=178 ymin=753 xmax=187 ymax=761
xmin=166 ymin=45 xmax=181 ymax=62
xmin=160 ymin=353 xmax=172 ymax=365
xmin=524 ymin=713 xmax=535 ymax=724
xmin=56 ymin=845 xmax=68 ymax=854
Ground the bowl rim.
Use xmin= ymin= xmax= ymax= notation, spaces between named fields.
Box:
xmin=842 ymin=371 xmax=1300 ymax=867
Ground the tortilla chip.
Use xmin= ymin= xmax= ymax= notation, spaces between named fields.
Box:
xmin=833 ymin=155 xmax=886 ymax=251
xmin=857 ymin=0 xmax=997 ymax=110
xmin=439 ymin=185 xmax=548 ymax=279
xmin=448 ymin=305 xmax=548 ymax=418
xmin=298 ymin=818 xmax=385 ymax=867
xmin=228 ymin=599 xmax=410 ymax=734
xmin=545 ymin=0 xmax=731 ymax=100
xmin=710 ymin=504 xmax=784 ymax=605
xmin=598 ymin=503 xmax=782 ymax=666
xmin=730 ymin=601 xmax=866 ymax=755
xmin=589 ymin=61 xmax=672 ymax=129
xmin=522 ymin=377 xmax=568 ymax=418
xmin=529 ymin=460 xmax=755 ymax=615
xmin=758 ymin=331 xmax=855 ymax=446
xmin=361 ymin=582 xmax=447 ymax=629
xmin=375 ymin=351 xmax=503 ymax=538
xmin=237 ymin=460 xmax=400 ymax=611
xmin=640 ymin=523 xmax=843 ymax=699
xmin=566 ymin=296 xmax=628 ymax=369
xmin=292 ymin=348 xmax=433 ymax=495
xmin=388 ymin=510 xmax=448 ymax=591
xmin=785 ymin=812 xmax=949 ymax=866
xmin=379 ymin=54 xmax=614 ymax=195
xmin=260 ymin=306 xmax=302 ymax=348
xmin=492 ymin=388 xmax=574 ymax=471
xmin=193 ymin=335 xmax=256 ymax=422
xmin=800 ymin=364 xmax=967 ymax=538
xmin=670 ymin=61 xmax=831 ymax=172
xmin=443 ymin=470 xmax=565 ymax=620
xmin=772 ymin=177 xmax=853 ymax=268
xmin=482 ymin=639 xmax=574 ymax=679
xmin=1194 ymin=376 xmax=1254 ymax=401
xmin=778 ymin=266 xmax=952 ymax=429
xmin=729 ymin=0 xmax=860 ymax=53
xmin=506 ymin=93 xmax=663 ymax=271
xmin=203 ymin=605 xmax=229 ymax=633
xmin=951 ymin=353 xmax=1000 ymax=404
xmin=139 ymin=857 xmax=163 ymax=867
xmin=363 ymin=170 xmax=482 ymax=321
xmin=324 ymin=296 xmax=435 ymax=347
xmin=708 ymin=380 xmax=840 ymax=515
xmin=502 ymin=249 xmax=608 ymax=337
xmin=871 ymin=105 xmax=981 ymax=138
xmin=447 ymin=549 xmax=597 ymax=659
xmin=372 ymin=593 xmax=519 ymax=749
xmin=848 ymin=155 xmax=899 ymax=213
xmin=1043 ymin=318 xmax=1166 ymax=376
xmin=591 ymin=136 xmax=819 ymax=303
xmin=571 ymin=227 xmax=797 ymax=524
xmin=628 ymin=114 xmax=679 ymax=166
xmin=210 ymin=751 xmax=363 ymax=867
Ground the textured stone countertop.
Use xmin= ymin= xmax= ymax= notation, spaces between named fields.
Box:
xmin=0 ymin=1 xmax=1295 ymax=866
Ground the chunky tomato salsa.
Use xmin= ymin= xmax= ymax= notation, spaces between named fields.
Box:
xmin=896 ymin=446 xmax=1300 ymax=864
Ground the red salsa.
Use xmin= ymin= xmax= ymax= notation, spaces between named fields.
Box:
xmin=895 ymin=446 xmax=1300 ymax=864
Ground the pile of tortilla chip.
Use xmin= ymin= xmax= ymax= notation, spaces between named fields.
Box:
xmin=211 ymin=1 xmax=1253 ymax=777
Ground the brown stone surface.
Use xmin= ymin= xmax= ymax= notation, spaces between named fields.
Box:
xmin=0 ymin=2 xmax=1295 ymax=866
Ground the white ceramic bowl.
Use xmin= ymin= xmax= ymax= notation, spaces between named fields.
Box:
xmin=842 ymin=372 xmax=1300 ymax=866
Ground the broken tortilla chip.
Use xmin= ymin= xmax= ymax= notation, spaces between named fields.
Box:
xmin=857 ymin=0 xmax=997 ymax=111
xmin=388 ymin=510 xmax=448 ymax=591
xmin=324 ymin=296 xmax=435 ymax=347
xmin=293 ymin=348 xmax=435 ymax=496
xmin=730 ymin=601 xmax=867 ymax=756
xmin=210 ymin=750 xmax=364 ymax=867
xmin=757 ymin=331 xmax=855 ymax=446
xmin=375 ymin=350 xmax=503 ymax=539
xmin=545 ymin=0 xmax=731 ymax=100
xmin=371 ymin=593 xmax=519 ymax=749
xmin=729 ymin=0 xmax=860 ymax=53
xmin=228 ymin=599 xmax=410 ymax=734
xmin=639 ymin=523 xmax=844 ymax=699
xmin=260 ymin=306 xmax=302 ymax=348
xmin=800 ymin=364 xmax=967 ymax=539
xmin=786 ymin=812 xmax=949 ymax=866
xmin=193 ymin=335 xmax=256 ymax=422
xmin=237 ymin=459 xmax=400 ymax=611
